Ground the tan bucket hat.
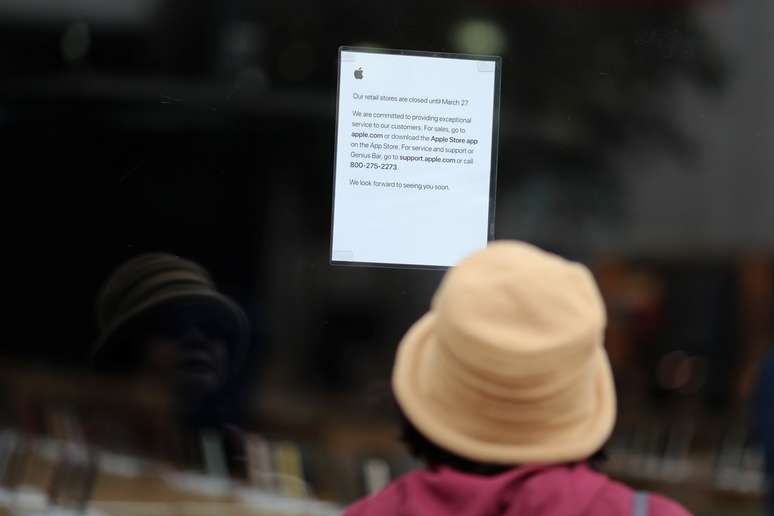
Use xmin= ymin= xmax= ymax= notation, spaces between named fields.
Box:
xmin=93 ymin=253 xmax=249 ymax=369
xmin=392 ymin=241 xmax=616 ymax=465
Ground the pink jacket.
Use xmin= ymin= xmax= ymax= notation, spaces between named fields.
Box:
xmin=344 ymin=463 xmax=691 ymax=516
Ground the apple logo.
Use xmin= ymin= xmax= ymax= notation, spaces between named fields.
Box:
xmin=354 ymin=67 xmax=364 ymax=80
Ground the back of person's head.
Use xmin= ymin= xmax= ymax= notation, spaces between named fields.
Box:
xmin=392 ymin=240 xmax=614 ymax=468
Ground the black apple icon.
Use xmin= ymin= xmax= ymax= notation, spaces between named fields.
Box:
xmin=354 ymin=67 xmax=364 ymax=79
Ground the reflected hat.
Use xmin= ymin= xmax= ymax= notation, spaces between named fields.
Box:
xmin=392 ymin=241 xmax=615 ymax=464
xmin=93 ymin=253 xmax=249 ymax=369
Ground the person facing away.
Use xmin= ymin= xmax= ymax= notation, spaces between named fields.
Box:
xmin=91 ymin=252 xmax=251 ymax=478
xmin=345 ymin=241 xmax=690 ymax=516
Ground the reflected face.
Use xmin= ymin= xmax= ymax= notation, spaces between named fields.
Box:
xmin=135 ymin=304 xmax=232 ymax=400
xmin=143 ymin=331 xmax=228 ymax=400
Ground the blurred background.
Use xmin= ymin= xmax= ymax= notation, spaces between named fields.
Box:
xmin=1 ymin=0 xmax=772 ymax=514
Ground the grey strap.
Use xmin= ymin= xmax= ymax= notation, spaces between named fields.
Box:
xmin=633 ymin=491 xmax=649 ymax=516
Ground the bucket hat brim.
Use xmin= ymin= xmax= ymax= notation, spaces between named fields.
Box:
xmin=392 ymin=312 xmax=617 ymax=465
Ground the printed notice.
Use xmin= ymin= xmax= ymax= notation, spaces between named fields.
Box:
xmin=331 ymin=47 xmax=500 ymax=268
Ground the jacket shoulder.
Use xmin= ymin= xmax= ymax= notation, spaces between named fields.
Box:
xmin=593 ymin=476 xmax=692 ymax=516
xmin=342 ymin=478 xmax=405 ymax=516
xmin=647 ymin=493 xmax=693 ymax=516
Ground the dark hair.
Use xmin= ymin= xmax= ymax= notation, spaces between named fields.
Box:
xmin=399 ymin=411 xmax=512 ymax=475
xmin=398 ymin=409 xmax=607 ymax=474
